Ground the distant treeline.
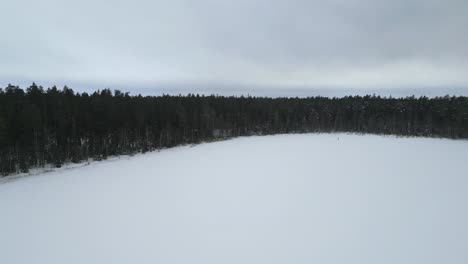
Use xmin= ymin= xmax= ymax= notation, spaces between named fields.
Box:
xmin=1 ymin=83 xmax=467 ymax=175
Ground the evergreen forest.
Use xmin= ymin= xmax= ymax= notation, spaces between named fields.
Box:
xmin=1 ymin=83 xmax=467 ymax=175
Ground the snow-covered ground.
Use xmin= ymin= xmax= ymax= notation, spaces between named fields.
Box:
xmin=1 ymin=134 xmax=468 ymax=264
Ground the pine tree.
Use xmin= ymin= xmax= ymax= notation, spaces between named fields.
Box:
xmin=0 ymin=84 xmax=467 ymax=175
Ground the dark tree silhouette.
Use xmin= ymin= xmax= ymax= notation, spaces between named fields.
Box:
xmin=1 ymin=84 xmax=467 ymax=175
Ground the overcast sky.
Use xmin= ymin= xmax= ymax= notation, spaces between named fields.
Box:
xmin=1 ymin=0 xmax=468 ymax=96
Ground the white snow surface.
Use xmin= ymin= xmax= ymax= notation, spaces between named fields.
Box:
xmin=1 ymin=134 xmax=468 ymax=264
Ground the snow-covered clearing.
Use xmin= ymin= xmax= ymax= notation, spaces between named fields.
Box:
xmin=1 ymin=134 xmax=468 ymax=264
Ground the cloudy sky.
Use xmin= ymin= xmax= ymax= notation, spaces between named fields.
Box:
xmin=1 ymin=0 xmax=467 ymax=96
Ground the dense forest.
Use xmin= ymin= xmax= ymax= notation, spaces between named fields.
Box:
xmin=1 ymin=83 xmax=467 ymax=175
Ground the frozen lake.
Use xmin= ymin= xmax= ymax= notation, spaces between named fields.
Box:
xmin=1 ymin=134 xmax=468 ymax=264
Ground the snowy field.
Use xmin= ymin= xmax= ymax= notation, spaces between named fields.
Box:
xmin=1 ymin=134 xmax=468 ymax=264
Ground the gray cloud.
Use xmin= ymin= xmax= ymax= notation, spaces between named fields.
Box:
xmin=1 ymin=0 xmax=468 ymax=93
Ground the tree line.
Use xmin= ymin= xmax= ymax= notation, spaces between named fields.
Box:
xmin=1 ymin=83 xmax=467 ymax=175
